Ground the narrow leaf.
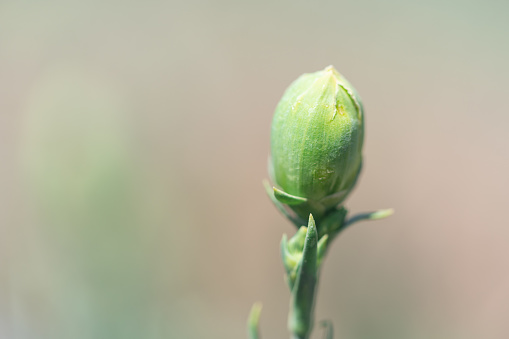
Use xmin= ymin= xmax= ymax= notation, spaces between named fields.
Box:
xmin=247 ymin=302 xmax=263 ymax=339
xmin=273 ymin=187 xmax=307 ymax=205
xmin=289 ymin=214 xmax=318 ymax=338
xmin=344 ymin=208 xmax=394 ymax=229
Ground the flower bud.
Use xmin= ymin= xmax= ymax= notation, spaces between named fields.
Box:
xmin=269 ymin=66 xmax=364 ymax=222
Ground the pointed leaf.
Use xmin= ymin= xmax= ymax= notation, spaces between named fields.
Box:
xmin=289 ymin=214 xmax=318 ymax=338
xmin=273 ymin=187 xmax=307 ymax=205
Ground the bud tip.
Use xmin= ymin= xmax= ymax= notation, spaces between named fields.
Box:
xmin=324 ymin=65 xmax=336 ymax=73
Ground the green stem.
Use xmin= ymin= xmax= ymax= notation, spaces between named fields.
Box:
xmin=289 ymin=271 xmax=320 ymax=339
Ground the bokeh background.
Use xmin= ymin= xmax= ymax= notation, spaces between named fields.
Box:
xmin=1 ymin=1 xmax=509 ymax=338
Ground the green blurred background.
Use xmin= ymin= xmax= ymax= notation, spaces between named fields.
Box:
xmin=1 ymin=1 xmax=508 ymax=338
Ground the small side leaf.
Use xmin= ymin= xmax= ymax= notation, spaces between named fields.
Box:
xmin=281 ymin=234 xmax=298 ymax=274
xmin=344 ymin=208 xmax=394 ymax=229
xmin=283 ymin=228 xmax=307 ymax=289
xmin=247 ymin=302 xmax=262 ymax=339
xmin=273 ymin=187 xmax=307 ymax=205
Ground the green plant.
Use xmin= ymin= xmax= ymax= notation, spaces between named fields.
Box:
xmin=249 ymin=66 xmax=393 ymax=339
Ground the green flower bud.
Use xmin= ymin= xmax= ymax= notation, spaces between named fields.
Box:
xmin=269 ymin=66 xmax=364 ymax=222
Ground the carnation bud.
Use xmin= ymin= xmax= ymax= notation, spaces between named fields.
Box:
xmin=269 ymin=66 xmax=364 ymax=222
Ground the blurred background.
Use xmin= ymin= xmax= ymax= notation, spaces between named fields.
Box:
xmin=1 ymin=0 xmax=508 ymax=338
